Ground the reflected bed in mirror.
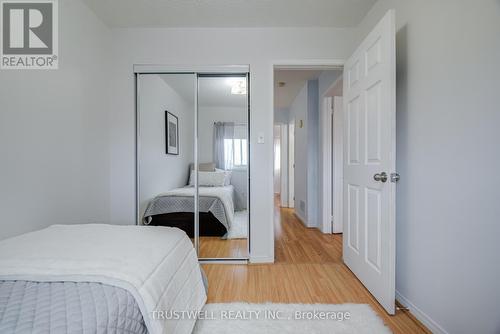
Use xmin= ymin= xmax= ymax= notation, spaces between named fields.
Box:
xmin=143 ymin=163 xmax=248 ymax=258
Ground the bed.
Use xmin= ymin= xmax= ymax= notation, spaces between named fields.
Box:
xmin=143 ymin=185 xmax=235 ymax=238
xmin=0 ymin=224 xmax=207 ymax=334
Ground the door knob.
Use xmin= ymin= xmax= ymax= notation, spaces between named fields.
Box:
xmin=373 ymin=172 xmax=388 ymax=183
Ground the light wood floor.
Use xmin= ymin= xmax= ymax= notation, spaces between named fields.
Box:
xmin=199 ymin=237 xmax=248 ymax=258
xmin=202 ymin=196 xmax=430 ymax=333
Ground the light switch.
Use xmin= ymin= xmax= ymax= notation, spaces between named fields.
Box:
xmin=257 ymin=133 xmax=265 ymax=144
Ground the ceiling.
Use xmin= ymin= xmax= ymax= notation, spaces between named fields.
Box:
xmin=274 ymin=70 xmax=324 ymax=109
xmin=161 ymin=75 xmax=247 ymax=108
xmin=198 ymin=77 xmax=248 ymax=108
xmin=160 ymin=74 xmax=195 ymax=103
xmin=82 ymin=0 xmax=377 ymax=28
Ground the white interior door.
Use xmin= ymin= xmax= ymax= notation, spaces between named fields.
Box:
xmin=342 ymin=9 xmax=396 ymax=314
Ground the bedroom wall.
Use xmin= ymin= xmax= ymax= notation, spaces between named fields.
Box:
xmin=108 ymin=27 xmax=357 ymax=262
xmin=357 ymin=1 xmax=500 ymax=333
xmin=198 ymin=106 xmax=248 ymax=210
xmin=0 ymin=0 xmax=111 ymax=240
xmin=138 ymin=75 xmax=195 ymax=218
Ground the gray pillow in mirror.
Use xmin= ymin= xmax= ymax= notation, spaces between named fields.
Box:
xmin=189 ymin=163 xmax=216 ymax=172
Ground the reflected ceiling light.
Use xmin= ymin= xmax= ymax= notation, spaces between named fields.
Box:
xmin=226 ymin=78 xmax=247 ymax=95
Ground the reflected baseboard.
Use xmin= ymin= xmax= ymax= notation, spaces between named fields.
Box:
xmin=249 ymin=255 xmax=274 ymax=264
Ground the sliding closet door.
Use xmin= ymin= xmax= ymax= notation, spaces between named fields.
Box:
xmin=197 ymin=75 xmax=250 ymax=259
xmin=137 ymin=74 xmax=197 ymax=247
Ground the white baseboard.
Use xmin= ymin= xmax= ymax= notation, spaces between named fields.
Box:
xmin=396 ymin=290 xmax=449 ymax=334
xmin=250 ymin=255 xmax=274 ymax=264
xmin=294 ymin=211 xmax=307 ymax=227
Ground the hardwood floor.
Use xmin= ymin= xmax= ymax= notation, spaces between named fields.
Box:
xmin=199 ymin=237 xmax=248 ymax=258
xmin=202 ymin=196 xmax=430 ymax=333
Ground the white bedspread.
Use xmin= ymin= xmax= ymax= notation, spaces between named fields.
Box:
xmin=158 ymin=186 xmax=235 ymax=228
xmin=0 ymin=224 xmax=207 ymax=334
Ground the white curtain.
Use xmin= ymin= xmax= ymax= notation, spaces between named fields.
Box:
xmin=214 ymin=122 xmax=235 ymax=170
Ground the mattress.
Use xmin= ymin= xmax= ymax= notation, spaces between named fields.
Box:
xmin=0 ymin=224 xmax=207 ymax=334
xmin=143 ymin=186 xmax=235 ymax=230
xmin=0 ymin=280 xmax=147 ymax=334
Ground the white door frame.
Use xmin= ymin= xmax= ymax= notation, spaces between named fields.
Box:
xmin=332 ymin=97 xmax=344 ymax=234
xmin=288 ymin=118 xmax=295 ymax=208
xmin=279 ymin=123 xmax=289 ymax=207
xmin=321 ymin=97 xmax=334 ymax=233
xmin=320 ymin=76 xmax=344 ymax=234
xmin=320 ymin=97 xmax=344 ymax=234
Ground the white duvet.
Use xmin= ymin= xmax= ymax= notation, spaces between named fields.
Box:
xmin=0 ymin=224 xmax=207 ymax=334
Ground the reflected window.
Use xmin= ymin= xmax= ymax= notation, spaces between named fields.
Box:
xmin=224 ymin=138 xmax=248 ymax=168
xmin=226 ymin=123 xmax=247 ymax=169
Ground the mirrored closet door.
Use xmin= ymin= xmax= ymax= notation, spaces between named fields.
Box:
xmin=137 ymin=73 xmax=197 ymax=248
xmin=197 ymin=75 xmax=249 ymax=259
xmin=136 ymin=69 xmax=249 ymax=261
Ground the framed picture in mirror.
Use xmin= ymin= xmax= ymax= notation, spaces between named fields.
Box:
xmin=165 ymin=111 xmax=179 ymax=155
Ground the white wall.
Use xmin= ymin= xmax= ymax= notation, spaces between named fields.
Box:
xmin=274 ymin=107 xmax=290 ymax=124
xmin=0 ymin=0 xmax=111 ymax=240
xmin=108 ymin=27 xmax=356 ymax=262
xmin=318 ymin=70 xmax=342 ymax=98
xmin=138 ymin=74 xmax=194 ymax=218
xmin=357 ymin=1 xmax=500 ymax=333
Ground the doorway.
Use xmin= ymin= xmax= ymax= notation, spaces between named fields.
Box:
xmin=273 ymin=66 xmax=343 ymax=230
xmin=272 ymin=10 xmax=397 ymax=315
